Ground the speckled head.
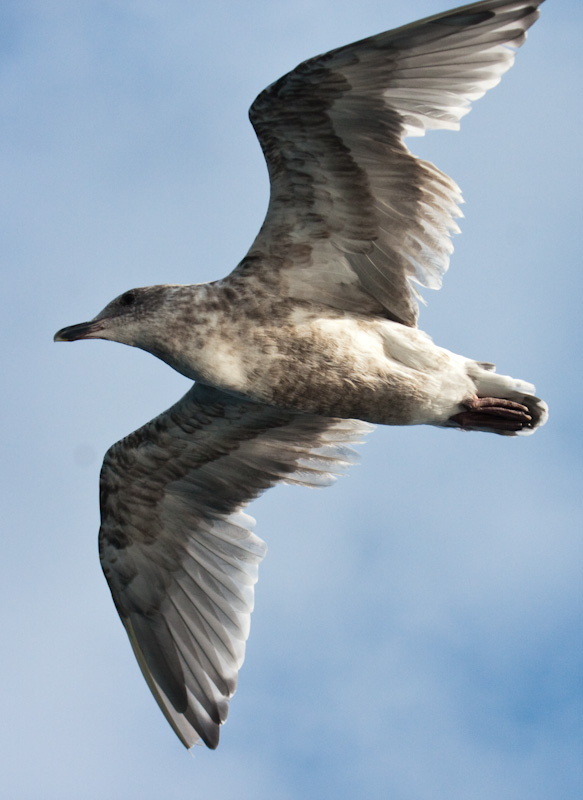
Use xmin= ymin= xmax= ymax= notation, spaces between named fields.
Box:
xmin=53 ymin=283 xmax=216 ymax=381
xmin=54 ymin=285 xmax=181 ymax=346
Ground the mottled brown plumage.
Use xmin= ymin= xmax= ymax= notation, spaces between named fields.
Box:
xmin=55 ymin=0 xmax=547 ymax=749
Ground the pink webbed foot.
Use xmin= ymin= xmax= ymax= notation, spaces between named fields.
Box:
xmin=449 ymin=396 xmax=533 ymax=434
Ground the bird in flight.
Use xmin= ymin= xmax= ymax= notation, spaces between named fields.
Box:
xmin=55 ymin=0 xmax=547 ymax=749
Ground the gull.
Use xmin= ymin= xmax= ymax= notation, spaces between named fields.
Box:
xmin=54 ymin=0 xmax=548 ymax=749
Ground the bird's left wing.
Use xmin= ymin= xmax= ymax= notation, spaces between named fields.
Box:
xmin=232 ymin=0 xmax=543 ymax=326
xmin=99 ymin=382 xmax=371 ymax=749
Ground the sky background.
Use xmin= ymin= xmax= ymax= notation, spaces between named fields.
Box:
xmin=2 ymin=1 xmax=582 ymax=798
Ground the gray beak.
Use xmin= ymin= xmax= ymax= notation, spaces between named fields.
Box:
xmin=53 ymin=320 xmax=104 ymax=342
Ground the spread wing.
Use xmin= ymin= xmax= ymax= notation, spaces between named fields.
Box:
xmin=233 ymin=0 xmax=543 ymax=326
xmin=99 ymin=382 xmax=371 ymax=749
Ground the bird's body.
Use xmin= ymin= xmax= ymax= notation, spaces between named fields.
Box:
xmin=98 ymin=278 xmax=543 ymax=430
xmin=55 ymin=0 xmax=548 ymax=750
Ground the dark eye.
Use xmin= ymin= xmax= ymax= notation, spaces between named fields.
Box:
xmin=119 ymin=290 xmax=136 ymax=307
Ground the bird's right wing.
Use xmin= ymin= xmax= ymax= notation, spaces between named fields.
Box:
xmin=98 ymin=382 xmax=371 ymax=749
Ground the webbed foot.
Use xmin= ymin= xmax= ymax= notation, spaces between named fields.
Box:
xmin=449 ymin=396 xmax=533 ymax=434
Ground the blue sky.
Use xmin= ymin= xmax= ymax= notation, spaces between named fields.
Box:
xmin=2 ymin=1 xmax=582 ymax=798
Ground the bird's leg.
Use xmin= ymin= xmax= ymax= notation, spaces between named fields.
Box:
xmin=449 ymin=396 xmax=533 ymax=433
